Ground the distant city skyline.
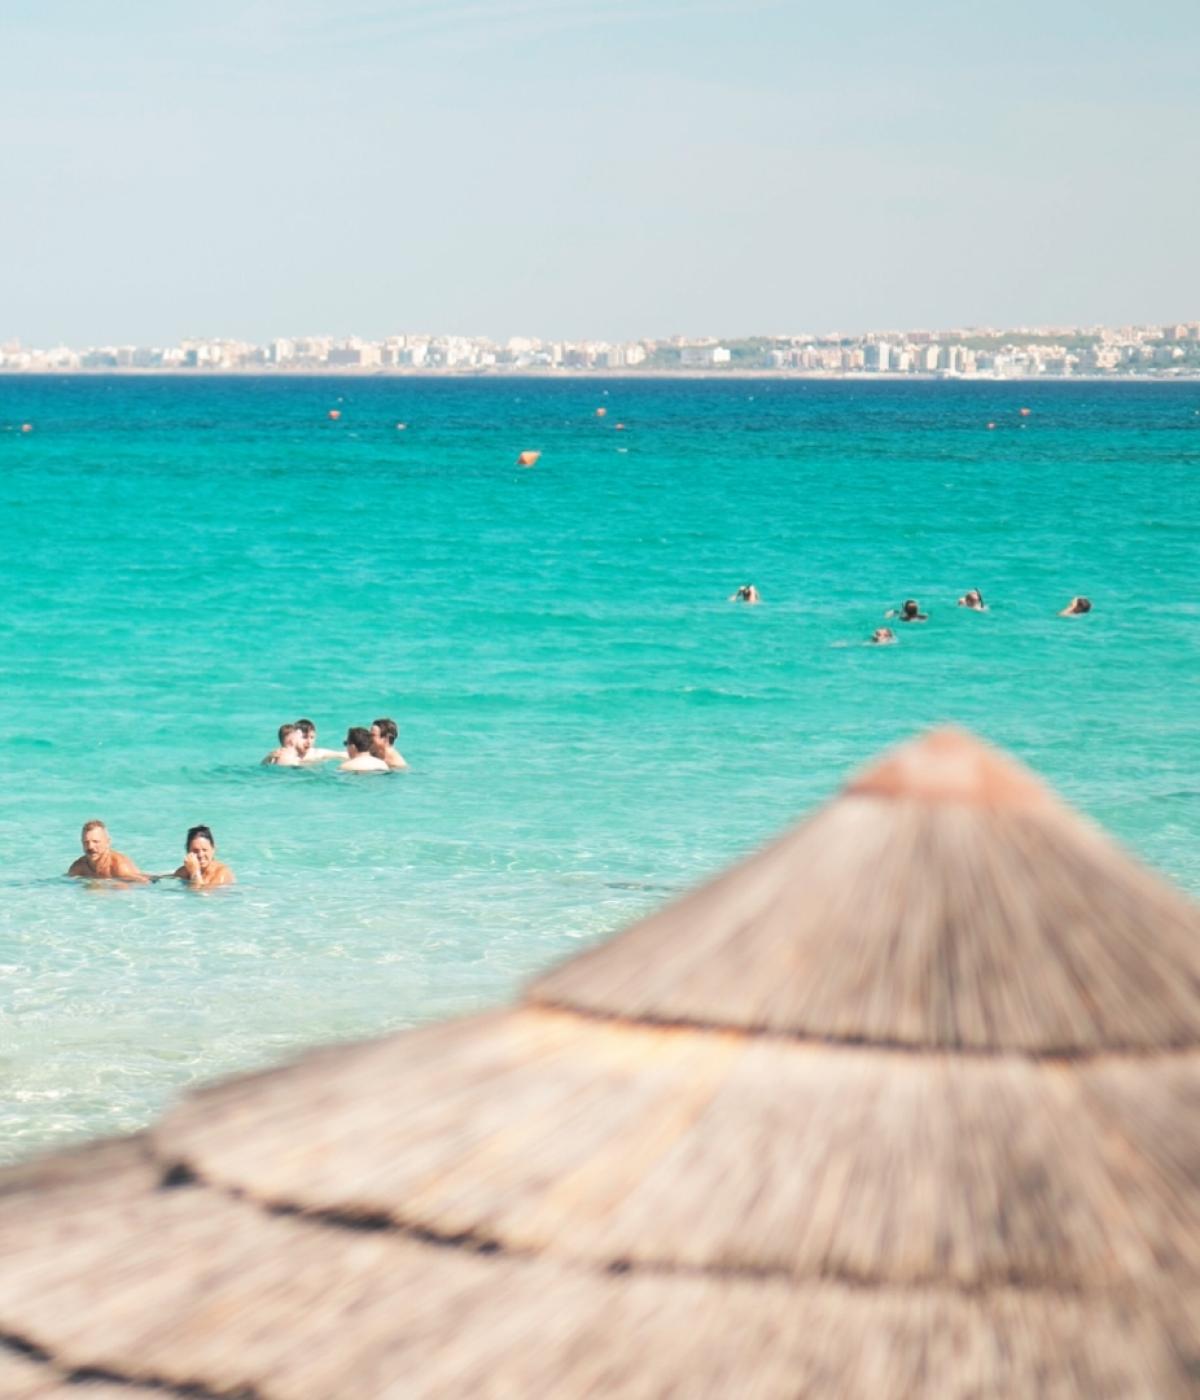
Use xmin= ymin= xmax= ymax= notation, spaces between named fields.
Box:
xmin=5 ymin=319 xmax=1199 ymax=378
xmin=3 ymin=1 xmax=1198 ymax=344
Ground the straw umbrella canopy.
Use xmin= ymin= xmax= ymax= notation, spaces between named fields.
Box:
xmin=0 ymin=728 xmax=1196 ymax=1398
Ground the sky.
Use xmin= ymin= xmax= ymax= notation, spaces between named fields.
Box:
xmin=2 ymin=0 xmax=1198 ymax=344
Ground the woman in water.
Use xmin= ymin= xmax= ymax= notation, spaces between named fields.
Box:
xmin=1059 ymin=596 xmax=1092 ymax=616
xmin=957 ymin=588 xmax=987 ymax=611
xmin=172 ymin=825 xmax=235 ymax=887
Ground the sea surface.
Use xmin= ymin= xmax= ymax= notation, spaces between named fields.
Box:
xmin=1 ymin=375 xmax=1197 ymax=1162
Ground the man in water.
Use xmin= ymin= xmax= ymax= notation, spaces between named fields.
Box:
xmin=729 ymin=584 xmax=762 ymax=604
xmin=870 ymin=628 xmax=897 ymax=645
xmin=295 ymin=718 xmax=346 ymax=763
xmin=262 ymin=722 xmax=305 ymax=766
xmin=67 ymin=821 xmax=149 ymax=883
xmin=957 ymin=589 xmax=987 ymax=611
xmin=370 ymin=718 xmax=408 ymax=770
xmin=340 ymin=727 xmax=390 ymax=773
xmin=1060 ymin=596 xmax=1092 ymax=616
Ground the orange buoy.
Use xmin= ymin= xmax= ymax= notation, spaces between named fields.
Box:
xmin=516 ymin=450 xmax=541 ymax=467
xmin=595 ymin=407 xmax=607 ymax=417
xmin=328 ymin=409 xmax=341 ymax=421
xmin=1019 ymin=407 xmax=1031 ymax=416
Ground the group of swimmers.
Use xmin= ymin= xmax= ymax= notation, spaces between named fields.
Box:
xmin=262 ymin=716 xmax=408 ymax=772
xmin=67 ymin=716 xmax=409 ymax=888
xmin=729 ymin=582 xmax=1093 ymax=644
xmin=67 ymin=821 xmax=234 ymax=888
xmin=868 ymin=591 xmax=1092 ymax=644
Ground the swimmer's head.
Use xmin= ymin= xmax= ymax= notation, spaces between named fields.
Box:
xmin=81 ymin=820 xmax=109 ymax=856
xmin=870 ymin=628 xmax=896 ymax=644
xmin=345 ymin=726 xmax=372 ymax=757
xmin=902 ymin=600 xmax=920 ymax=618
xmin=1074 ymin=596 xmax=1092 ymax=613
xmin=960 ymin=589 xmax=983 ymax=608
xmin=294 ymin=719 xmax=316 ymax=754
xmin=372 ymin=718 xmax=398 ymax=746
xmin=185 ymin=825 xmax=216 ymax=868
xmin=278 ymin=721 xmax=297 ymax=746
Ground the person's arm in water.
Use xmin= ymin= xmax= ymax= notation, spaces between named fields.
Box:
xmin=385 ymin=748 xmax=409 ymax=770
xmin=305 ymin=748 xmax=346 ymax=762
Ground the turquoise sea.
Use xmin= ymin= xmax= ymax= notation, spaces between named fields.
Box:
xmin=1 ymin=375 xmax=1197 ymax=1162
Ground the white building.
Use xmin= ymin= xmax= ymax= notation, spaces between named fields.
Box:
xmin=679 ymin=345 xmax=731 ymax=366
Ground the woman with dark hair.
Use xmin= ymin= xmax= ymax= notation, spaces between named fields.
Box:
xmin=886 ymin=599 xmax=928 ymax=623
xmin=173 ymin=825 xmax=235 ymax=887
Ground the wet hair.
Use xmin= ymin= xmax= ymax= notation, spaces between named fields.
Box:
xmin=372 ymin=717 xmax=398 ymax=745
xmin=81 ymin=819 xmax=107 ymax=836
xmin=186 ymin=824 xmax=215 ymax=851
xmin=295 ymin=719 xmax=316 ymax=737
xmin=278 ymin=722 xmax=296 ymax=745
xmin=902 ymin=600 xmax=919 ymax=616
xmin=1075 ymin=597 xmax=1092 ymax=613
xmin=967 ymin=588 xmax=983 ymax=605
xmin=345 ymin=727 xmax=373 ymax=754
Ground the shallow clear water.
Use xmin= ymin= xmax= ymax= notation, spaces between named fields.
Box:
xmin=1 ymin=375 xmax=1197 ymax=1161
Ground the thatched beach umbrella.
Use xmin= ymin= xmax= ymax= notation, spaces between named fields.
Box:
xmin=0 ymin=728 xmax=1197 ymax=1397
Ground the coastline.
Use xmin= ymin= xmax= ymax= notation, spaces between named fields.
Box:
xmin=1 ymin=367 xmax=1198 ymax=382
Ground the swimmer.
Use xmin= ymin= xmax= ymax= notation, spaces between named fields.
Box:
xmin=870 ymin=628 xmax=897 ymax=645
xmin=886 ymin=599 xmax=928 ymax=623
xmin=262 ymin=722 xmax=305 ymax=766
xmin=957 ymin=588 xmax=987 ymax=611
xmin=729 ymin=584 xmax=762 ymax=604
xmin=370 ymin=718 xmax=409 ymax=770
xmin=171 ymin=824 xmax=235 ymax=888
xmin=340 ymin=727 xmax=390 ymax=773
xmin=295 ymin=718 xmax=346 ymax=763
xmin=66 ymin=820 xmax=149 ymax=883
xmin=1059 ymin=596 xmax=1092 ymax=616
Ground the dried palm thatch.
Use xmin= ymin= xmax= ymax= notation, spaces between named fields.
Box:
xmin=0 ymin=728 xmax=1196 ymax=1398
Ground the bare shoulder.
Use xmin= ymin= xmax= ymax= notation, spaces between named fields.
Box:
xmin=112 ymin=852 xmax=147 ymax=881
xmin=66 ymin=857 xmax=88 ymax=877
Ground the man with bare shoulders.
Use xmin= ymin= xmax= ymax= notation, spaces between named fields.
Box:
xmin=340 ymin=727 xmax=390 ymax=773
xmin=370 ymin=718 xmax=408 ymax=770
xmin=295 ymin=718 xmax=346 ymax=763
xmin=262 ymin=722 xmax=304 ymax=767
xmin=67 ymin=821 xmax=148 ymax=883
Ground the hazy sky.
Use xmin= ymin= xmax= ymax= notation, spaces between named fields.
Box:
xmin=3 ymin=0 xmax=1197 ymax=343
